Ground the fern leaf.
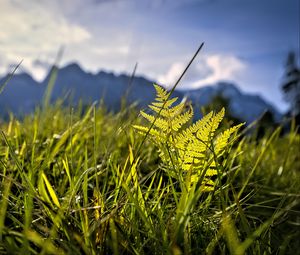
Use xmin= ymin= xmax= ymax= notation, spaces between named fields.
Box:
xmin=204 ymin=168 xmax=218 ymax=176
xmin=169 ymin=102 xmax=186 ymax=116
xmin=134 ymin=84 xmax=243 ymax=193
xmin=154 ymin=84 xmax=170 ymax=102
xmin=214 ymin=123 xmax=244 ymax=154
xmin=209 ymin=108 xmax=225 ymax=134
xmin=175 ymin=111 xmax=213 ymax=148
xmin=171 ymin=108 xmax=193 ymax=131
xmin=132 ymin=125 xmax=166 ymax=141
xmin=151 ymin=97 xmax=174 ymax=107
xmin=200 ymin=179 xmax=215 ymax=192
xmin=140 ymin=111 xmax=169 ymax=131
xmin=189 ymin=111 xmax=213 ymax=134
xmin=196 ymin=108 xmax=224 ymax=143
xmin=148 ymin=104 xmax=180 ymax=118
xmin=150 ymin=102 xmax=185 ymax=119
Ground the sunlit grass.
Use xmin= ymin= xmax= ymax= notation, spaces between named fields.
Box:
xmin=0 ymin=44 xmax=299 ymax=253
xmin=0 ymin=98 xmax=299 ymax=254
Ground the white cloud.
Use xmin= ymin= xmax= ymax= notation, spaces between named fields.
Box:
xmin=142 ymin=0 xmax=209 ymax=9
xmin=158 ymin=54 xmax=246 ymax=89
xmin=0 ymin=0 xmax=192 ymax=82
xmin=0 ymin=0 xmax=290 ymax=111
xmin=192 ymin=55 xmax=246 ymax=87
xmin=157 ymin=62 xmax=186 ymax=87
xmin=93 ymin=46 xmax=130 ymax=56
xmin=0 ymin=0 xmax=91 ymax=80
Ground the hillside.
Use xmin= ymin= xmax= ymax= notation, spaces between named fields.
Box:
xmin=0 ymin=63 xmax=281 ymax=123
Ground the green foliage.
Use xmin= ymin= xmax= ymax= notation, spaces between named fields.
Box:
xmin=0 ymin=86 xmax=299 ymax=254
xmin=134 ymin=84 xmax=244 ymax=192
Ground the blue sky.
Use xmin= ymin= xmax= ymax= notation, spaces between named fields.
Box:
xmin=0 ymin=0 xmax=299 ymax=111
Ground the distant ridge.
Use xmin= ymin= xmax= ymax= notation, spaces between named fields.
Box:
xmin=182 ymin=82 xmax=281 ymax=123
xmin=0 ymin=63 xmax=281 ymax=123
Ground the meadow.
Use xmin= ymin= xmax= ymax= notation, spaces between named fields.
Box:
xmin=0 ymin=82 xmax=299 ymax=254
xmin=0 ymin=51 xmax=300 ymax=254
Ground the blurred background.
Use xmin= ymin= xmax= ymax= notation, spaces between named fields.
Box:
xmin=0 ymin=0 xmax=299 ymax=122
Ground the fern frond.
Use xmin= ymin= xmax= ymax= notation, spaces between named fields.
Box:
xmin=154 ymin=84 xmax=170 ymax=102
xmin=133 ymin=84 xmax=243 ymax=194
xmin=140 ymin=111 xmax=169 ymax=131
xmin=196 ymin=108 xmax=225 ymax=143
xmin=149 ymin=101 xmax=185 ymax=118
xmin=171 ymin=108 xmax=193 ymax=131
xmin=132 ymin=125 xmax=166 ymax=142
xmin=209 ymin=108 xmax=225 ymax=134
xmin=189 ymin=111 xmax=214 ymax=134
xmin=205 ymin=168 xmax=218 ymax=176
xmin=214 ymin=123 xmax=244 ymax=154
xmin=168 ymin=102 xmax=186 ymax=116
xmin=200 ymin=179 xmax=215 ymax=192
xmin=175 ymin=111 xmax=213 ymax=148
xmin=152 ymin=97 xmax=178 ymax=108
xmin=189 ymin=175 xmax=215 ymax=192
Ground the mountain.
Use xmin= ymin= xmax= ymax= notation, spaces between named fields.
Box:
xmin=41 ymin=63 xmax=183 ymax=109
xmin=0 ymin=73 xmax=43 ymax=115
xmin=182 ymin=82 xmax=281 ymax=123
xmin=0 ymin=63 xmax=281 ymax=123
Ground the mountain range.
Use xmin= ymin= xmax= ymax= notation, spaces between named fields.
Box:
xmin=0 ymin=63 xmax=281 ymax=123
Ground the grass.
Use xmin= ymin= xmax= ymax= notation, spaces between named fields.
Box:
xmin=0 ymin=98 xmax=299 ymax=254
xmin=0 ymin=44 xmax=299 ymax=254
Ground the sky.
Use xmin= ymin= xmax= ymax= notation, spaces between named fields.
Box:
xmin=0 ymin=0 xmax=299 ymax=112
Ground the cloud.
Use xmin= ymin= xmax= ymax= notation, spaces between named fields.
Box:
xmin=158 ymin=54 xmax=246 ymax=89
xmin=0 ymin=1 xmax=91 ymax=45
xmin=157 ymin=62 xmax=186 ymax=87
xmin=142 ymin=0 xmax=212 ymax=9
xmin=0 ymin=0 xmax=91 ymax=80
xmin=191 ymin=54 xmax=246 ymax=87
xmin=0 ymin=0 xmax=295 ymax=111
xmin=92 ymin=46 xmax=130 ymax=56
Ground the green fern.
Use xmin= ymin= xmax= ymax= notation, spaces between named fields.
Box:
xmin=133 ymin=84 xmax=244 ymax=191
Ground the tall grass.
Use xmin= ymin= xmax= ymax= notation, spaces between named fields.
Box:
xmin=0 ymin=46 xmax=299 ymax=254
xmin=0 ymin=98 xmax=299 ymax=254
